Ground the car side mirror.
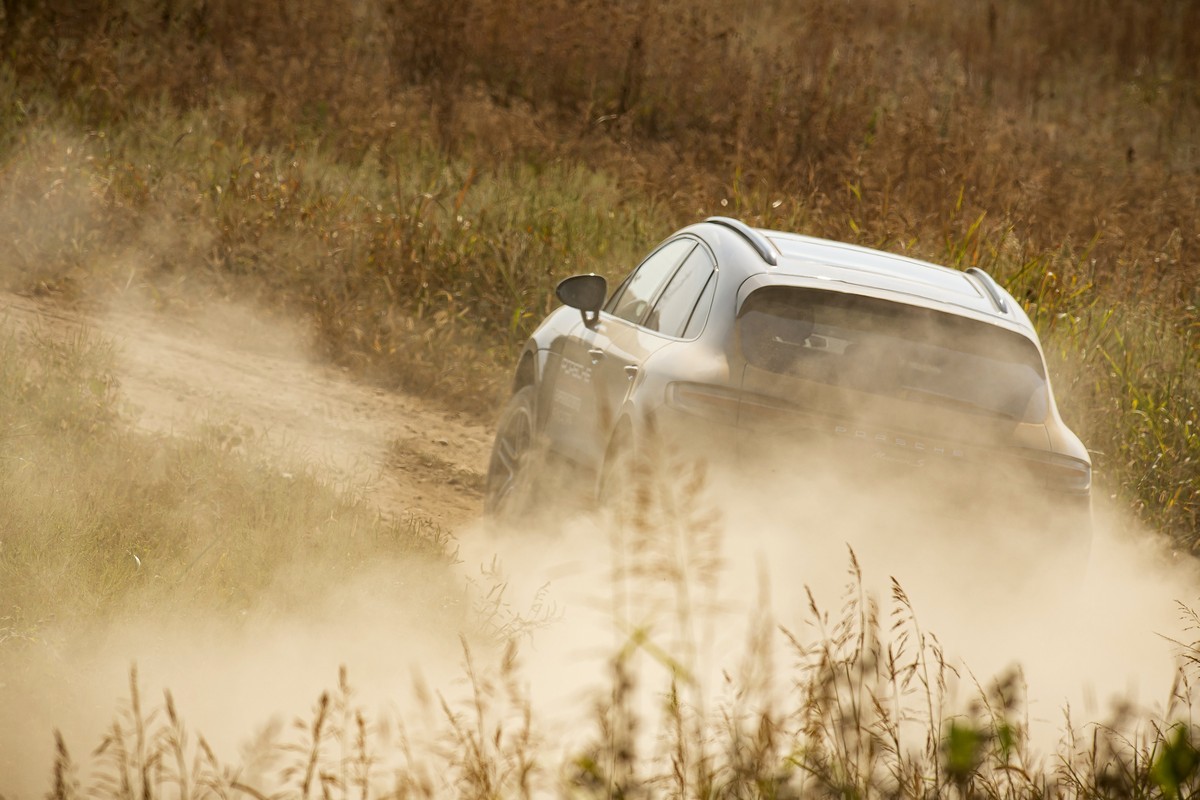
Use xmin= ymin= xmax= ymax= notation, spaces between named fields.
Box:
xmin=556 ymin=273 xmax=607 ymax=329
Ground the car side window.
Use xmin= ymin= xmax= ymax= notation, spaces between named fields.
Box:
xmin=681 ymin=272 xmax=717 ymax=339
xmin=644 ymin=246 xmax=715 ymax=338
xmin=606 ymin=239 xmax=695 ymax=324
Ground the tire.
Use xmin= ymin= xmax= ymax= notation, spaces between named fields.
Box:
xmin=483 ymin=386 xmax=541 ymax=518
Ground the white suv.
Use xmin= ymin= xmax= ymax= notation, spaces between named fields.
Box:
xmin=486 ymin=217 xmax=1092 ymax=542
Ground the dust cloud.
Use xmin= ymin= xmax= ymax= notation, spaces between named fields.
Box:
xmin=1 ymin=293 xmax=1197 ymax=796
xmin=454 ymin=446 xmax=1200 ymax=759
xmin=0 ymin=562 xmax=469 ymax=797
xmin=3 ymin=438 xmax=1196 ymax=796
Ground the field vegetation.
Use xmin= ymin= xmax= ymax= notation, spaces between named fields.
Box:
xmin=1 ymin=0 xmax=1196 ymax=543
xmin=2 ymin=0 xmax=1200 ymax=796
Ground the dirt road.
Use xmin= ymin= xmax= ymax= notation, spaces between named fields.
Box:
xmin=0 ymin=291 xmax=493 ymax=528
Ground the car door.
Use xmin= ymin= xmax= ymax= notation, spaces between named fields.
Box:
xmin=538 ymin=313 xmax=594 ymax=462
xmin=570 ymin=238 xmax=697 ymax=468
xmin=582 ymin=239 xmax=718 ymax=468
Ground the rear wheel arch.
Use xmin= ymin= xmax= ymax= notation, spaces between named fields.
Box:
xmin=514 ymin=350 xmax=537 ymax=392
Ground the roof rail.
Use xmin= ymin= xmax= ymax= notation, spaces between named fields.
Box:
xmin=705 ymin=216 xmax=778 ymax=266
xmin=965 ymin=267 xmax=1010 ymax=314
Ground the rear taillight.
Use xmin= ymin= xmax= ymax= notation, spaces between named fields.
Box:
xmin=1016 ymin=451 xmax=1092 ymax=495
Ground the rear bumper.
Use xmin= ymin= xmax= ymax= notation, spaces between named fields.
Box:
xmin=649 ymin=401 xmax=1093 ymax=548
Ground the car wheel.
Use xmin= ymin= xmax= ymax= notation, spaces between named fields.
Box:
xmin=484 ymin=385 xmax=541 ymax=518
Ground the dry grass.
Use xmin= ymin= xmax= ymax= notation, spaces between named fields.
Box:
xmin=1 ymin=0 xmax=1194 ymax=541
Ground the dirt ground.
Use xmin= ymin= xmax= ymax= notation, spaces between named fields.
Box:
xmin=0 ymin=290 xmax=493 ymax=528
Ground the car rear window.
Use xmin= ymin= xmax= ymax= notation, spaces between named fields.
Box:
xmin=737 ymin=287 xmax=1049 ymax=423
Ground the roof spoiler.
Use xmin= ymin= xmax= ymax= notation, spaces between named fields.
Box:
xmin=705 ymin=216 xmax=778 ymax=266
xmin=965 ymin=267 xmax=1010 ymax=314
